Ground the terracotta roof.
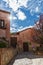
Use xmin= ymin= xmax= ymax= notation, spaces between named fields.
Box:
xmin=11 ymin=28 xmax=34 ymax=35
xmin=17 ymin=28 xmax=32 ymax=33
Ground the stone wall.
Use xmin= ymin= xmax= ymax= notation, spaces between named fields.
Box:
xmin=0 ymin=48 xmax=17 ymax=65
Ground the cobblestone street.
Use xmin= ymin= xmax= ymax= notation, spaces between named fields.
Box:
xmin=13 ymin=52 xmax=43 ymax=65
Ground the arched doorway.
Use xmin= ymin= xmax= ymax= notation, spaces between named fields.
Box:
xmin=23 ymin=42 xmax=29 ymax=52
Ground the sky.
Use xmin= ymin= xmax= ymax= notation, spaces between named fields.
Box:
xmin=0 ymin=0 xmax=43 ymax=33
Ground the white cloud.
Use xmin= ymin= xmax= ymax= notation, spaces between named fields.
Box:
xmin=36 ymin=15 xmax=39 ymax=18
xmin=2 ymin=0 xmax=43 ymax=14
xmin=16 ymin=10 xmax=26 ymax=20
xmin=10 ymin=22 xmax=19 ymax=32
xmin=28 ymin=0 xmax=43 ymax=14
xmin=11 ymin=23 xmax=18 ymax=28
xmin=10 ymin=27 xmax=17 ymax=32
xmin=9 ymin=0 xmax=19 ymax=12
xmin=3 ymin=0 xmax=19 ymax=11
xmin=10 ymin=22 xmax=18 ymax=32
xmin=10 ymin=25 xmax=33 ymax=33
xmin=13 ymin=16 xmax=17 ymax=20
xmin=3 ymin=0 xmax=28 ymax=12
xmin=8 ymin=15 xmax=17 ymax=20
xmin=18 ymin=0 xmax=28 ymax=8
xmin=17 ymin=25 xmax=33 ymax=32
xmin=35 ymin=7 xmax=39 ymax=12
xmin=30 ymin=9 xmax=34 ymax=16
xmin=19 ymin=26 xmax=23 ymax=29
xmin=17 ymin=26 xmax=24 ymax=31
xmin=30 ymin=6 xmax=39 ymax=15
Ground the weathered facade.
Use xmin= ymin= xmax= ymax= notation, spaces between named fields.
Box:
xmin=18 ymin=28 xmax=40 ymax=52
xmin=0 ymin=10 xmax=10 ymax=45
xmin=11 ymin=28 xmax=40 ymax=53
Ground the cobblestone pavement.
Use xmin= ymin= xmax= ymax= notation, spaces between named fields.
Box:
xmin=13 ymin=52 xmax=43 ymax=65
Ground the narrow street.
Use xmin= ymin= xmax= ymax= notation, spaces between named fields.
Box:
xmin=8 ymin=52 xmax=43 ymax=65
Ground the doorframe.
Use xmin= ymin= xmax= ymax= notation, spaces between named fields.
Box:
xmin=23 ymin=42 xmax=29 ymax=52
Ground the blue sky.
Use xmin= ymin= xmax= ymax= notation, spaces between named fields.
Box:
xmin=0 ymin=0 xmax=43 ymax=33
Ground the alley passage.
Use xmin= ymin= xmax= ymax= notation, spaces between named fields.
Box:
xmin=13 ymin=52 xmax=43 ymax=65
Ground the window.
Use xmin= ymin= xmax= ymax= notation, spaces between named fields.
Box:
xmin=0 ymin=19 xmax=5 ymax=28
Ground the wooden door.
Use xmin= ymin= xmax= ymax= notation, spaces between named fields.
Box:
xmin=23 ymin=42 xmax=29 ymax=52
xmin=11 ymin=37 xmax=17 ymax=48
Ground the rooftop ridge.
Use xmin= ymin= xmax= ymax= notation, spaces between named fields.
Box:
xmin=0 ymin=9 xmax=10 ymax=14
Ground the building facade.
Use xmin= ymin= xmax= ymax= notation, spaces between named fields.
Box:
xmin=18 ymin=28 xmax=40 ymax=52
xmin=0 ymin=10 xmax=10 ymax=46
xmin=11 ymin=28 xmax=40 ymax=53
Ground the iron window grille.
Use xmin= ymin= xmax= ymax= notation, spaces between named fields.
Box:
xmin=0 ymin=19 xmax=6 ymax=29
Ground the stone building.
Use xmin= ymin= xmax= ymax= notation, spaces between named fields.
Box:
xmin=18 ymin=28 xmax=40 ymax=52
xmin=0 ymin=10 xmax=10 ymax=46
xmin=11 ymin=28 xmax=40 ymax=53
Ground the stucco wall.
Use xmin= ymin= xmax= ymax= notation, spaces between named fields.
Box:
xmin=17 ymin=28 xmax=40 ymax=52
xmin=0 ymin=10 xmax=10 ymax=45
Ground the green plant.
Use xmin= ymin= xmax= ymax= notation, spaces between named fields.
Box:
xmin=0 ymin=41 xmax=7 ymax=48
